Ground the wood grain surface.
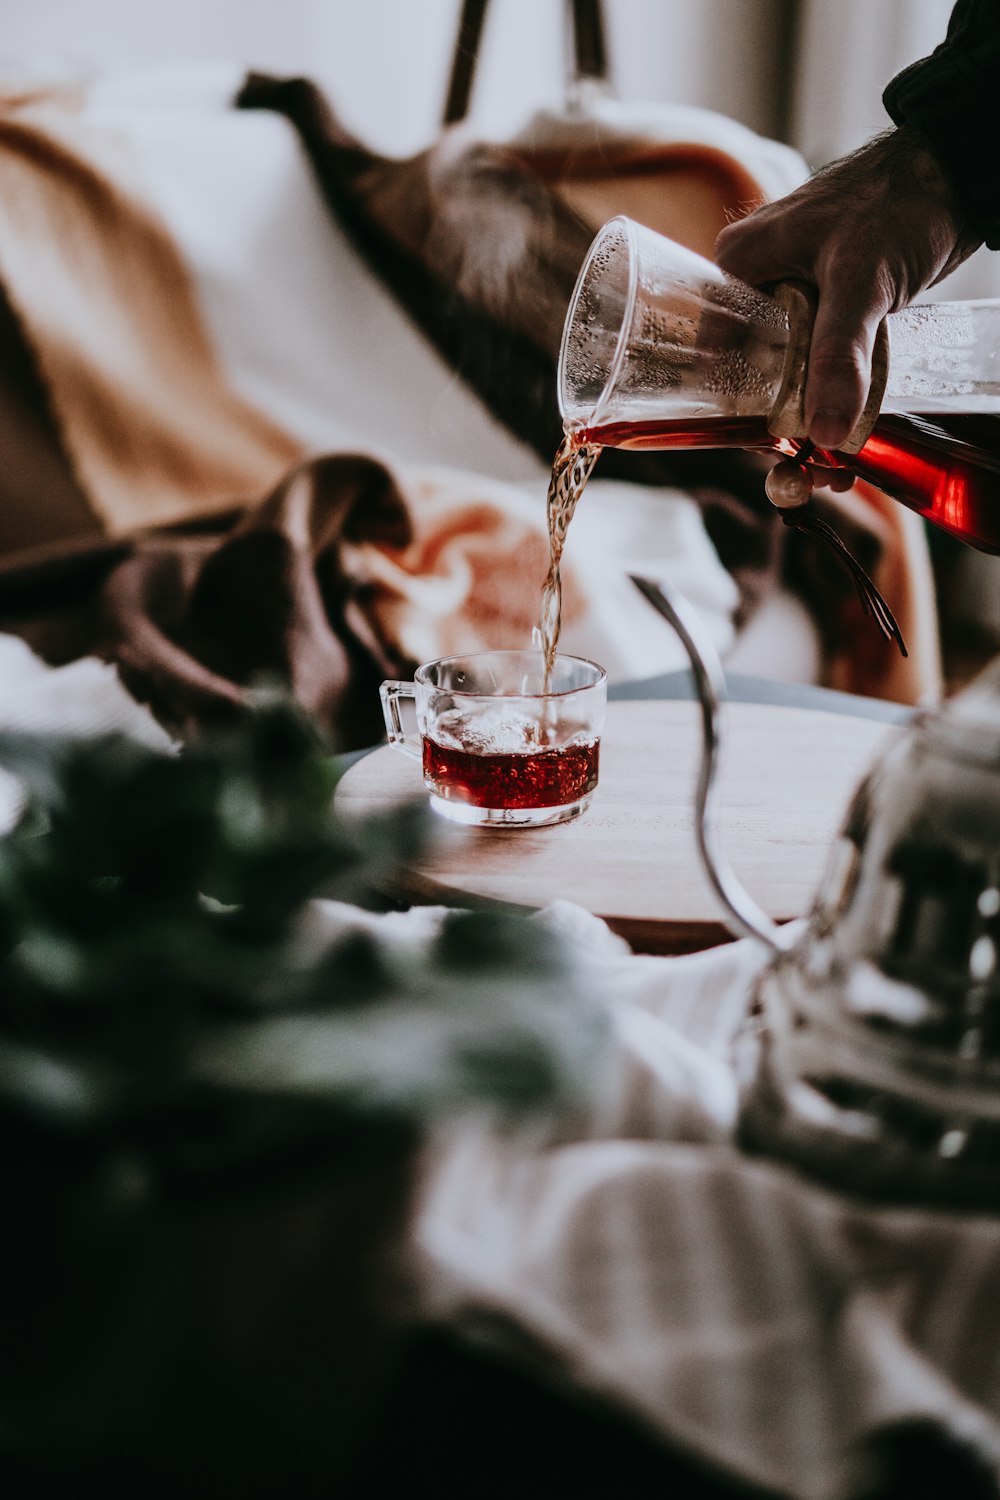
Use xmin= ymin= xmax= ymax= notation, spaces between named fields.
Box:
xmin=335 ymin=700 xmax=898 ymax=953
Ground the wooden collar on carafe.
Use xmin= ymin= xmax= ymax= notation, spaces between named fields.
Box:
xmin=766 ymin=280 xmax=889 ymax=454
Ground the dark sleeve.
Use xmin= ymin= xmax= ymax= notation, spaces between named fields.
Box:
xmin=882 ymin=0 xmax=1000 ymax=248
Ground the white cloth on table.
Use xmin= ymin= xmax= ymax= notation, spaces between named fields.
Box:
xmin=0 ymin=633 xmax=173 ymax=832
xmin=406 ymin=900 xmax=1000 ymax=1500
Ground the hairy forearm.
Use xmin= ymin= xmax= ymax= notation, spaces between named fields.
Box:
xmin=811 ymin=123 xmax=980 ymax=294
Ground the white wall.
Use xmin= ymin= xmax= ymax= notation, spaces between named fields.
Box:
xmin=1 ymin=0 xmax=454 ymax=153
xmin=3 ymin=0 xmax=985 ymax=293
xmin=2 ymin=0 xmax=784 ymax=154
xmin=603 ymin=0 xmax=785 ymax=140
xmin=4 ymin=1 xmax=994 ymax=300
xmin=790 ymin=0 xmax=999 ymax=304
xmin=791 ymin=0 xmax=950 ymax=167
xmin=9 ymin=3 xmax=992 ymax=299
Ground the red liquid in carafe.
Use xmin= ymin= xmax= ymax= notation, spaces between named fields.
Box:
xmin=422 ymin=737 xmax=599 ymax=810
xmin=581 ymin=411 xmax=1000 ymax=554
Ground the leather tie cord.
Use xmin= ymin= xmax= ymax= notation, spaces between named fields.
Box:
xmin=767 ymin=441 xmax=907 ymax=659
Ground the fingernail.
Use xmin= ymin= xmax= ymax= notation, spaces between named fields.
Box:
xmin=809 ymin=412 xmax=851 ymax=451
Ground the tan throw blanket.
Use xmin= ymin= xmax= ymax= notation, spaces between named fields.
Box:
xmin=0 ymin=86 xmax=302 ymax=538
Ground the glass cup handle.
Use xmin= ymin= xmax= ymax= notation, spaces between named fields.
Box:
xmin=380 ymin=681 xmax=421 ymax=759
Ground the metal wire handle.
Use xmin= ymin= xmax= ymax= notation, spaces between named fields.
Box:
xmin=630 ymin=575 xmax=792 ymax=953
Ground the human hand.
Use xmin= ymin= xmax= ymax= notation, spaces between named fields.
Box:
xmin=715 ymin=125 xmax=979 ymax=451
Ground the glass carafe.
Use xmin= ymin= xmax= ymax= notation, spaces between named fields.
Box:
xmin=559 ymin=216 xmax=1000 ymax=553
xmin=635 ymin=569 xmax=1000 ymax=1209
xmin=739 ymin=653 xmax=1000 ymax=1208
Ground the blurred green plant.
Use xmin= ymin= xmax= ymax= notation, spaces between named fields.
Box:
xmin=0 ymin=697 xmax=606 ymax=1497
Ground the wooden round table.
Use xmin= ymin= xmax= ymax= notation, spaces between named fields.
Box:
xmin=335 ymin=698 xmax=898 ymax=953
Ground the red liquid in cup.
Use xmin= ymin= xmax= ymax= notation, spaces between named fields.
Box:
xmin=422 ymin=736 xmax=600 ymax=810
xmin=582 ymin=411 xmax=1000 ymax=554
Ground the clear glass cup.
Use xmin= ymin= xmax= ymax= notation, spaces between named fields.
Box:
xmin=379 ymin=650 xmax=606 ymax=828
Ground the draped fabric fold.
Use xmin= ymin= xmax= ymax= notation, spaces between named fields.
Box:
xmin=99 ymin=452 xmax=574 ymax=749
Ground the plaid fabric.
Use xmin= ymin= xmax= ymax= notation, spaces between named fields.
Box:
xmin=416 ymin=901 xmax=1000 ymax=1500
